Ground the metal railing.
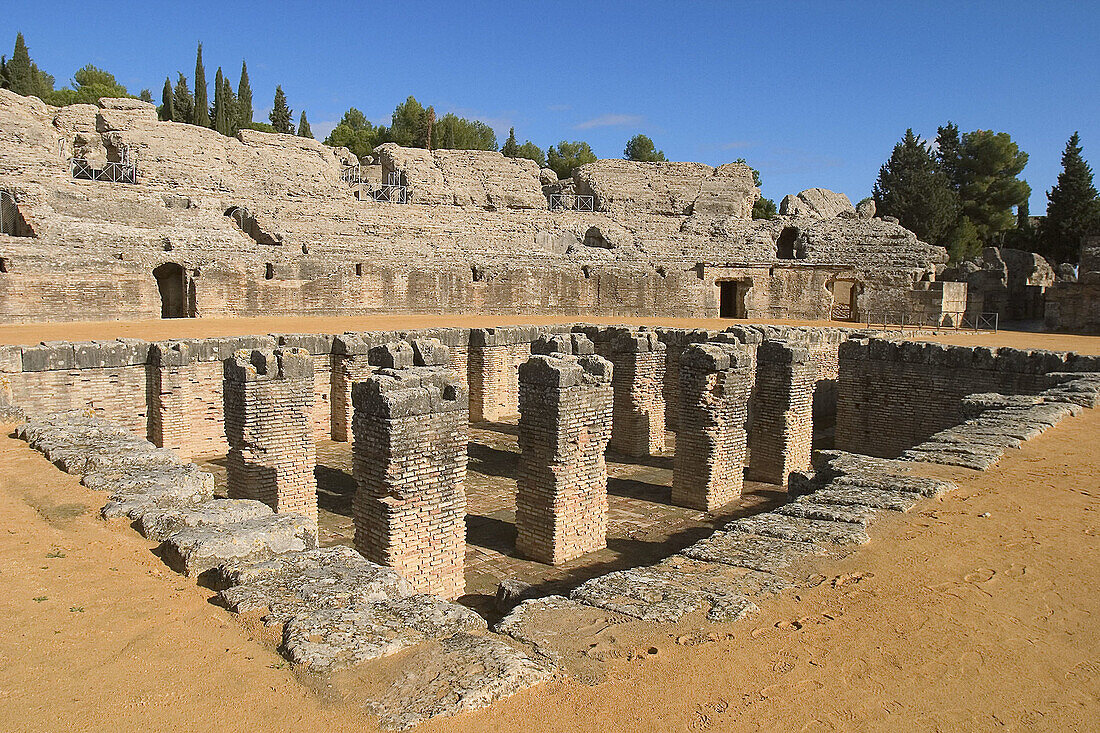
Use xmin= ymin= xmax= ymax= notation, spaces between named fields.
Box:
xmin=548 ymin=193 xmax=595 ymax=212
xmin=340 ymin=164 xmax=361 ymax=185
xmin=70 ymin=143 xmax=138 ymax=184
xmin=865 ymin=311 xmax=999 ymax=332
xmin=369 ymin=183 xmax=407 ymax=204
xmin=831 ymin=303 xmax=852 ymax=321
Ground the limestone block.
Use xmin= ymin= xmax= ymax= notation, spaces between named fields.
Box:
xmin=160 ymin=513 xmax=317 ymax=578
xmin=779 ymin=188 xmax=856 ymax=219
xmin=138 ymin=498 xmax=274 ymax=542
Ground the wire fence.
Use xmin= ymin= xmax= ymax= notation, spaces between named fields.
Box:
xmin=548 ymin=193 xmax=595 ymax=212
xmin=69 ymin=142 xmax=138 ymax=184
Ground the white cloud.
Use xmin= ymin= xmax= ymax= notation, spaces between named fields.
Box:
xmin=574 ymin=113 xmax=644 ymax=130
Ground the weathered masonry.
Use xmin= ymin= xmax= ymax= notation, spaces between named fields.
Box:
xmin=605 ymin=329 xmax=666 ymax=456
xmin=223 ymin=348 xmax=318 ymax=529
xmin=747 ymin=340 xmax=817 ymax=484
xmin=671 ymin=342 xmax=754 ymax=510
xmin=351 ymin=340 xmax=468 ymax=599
xmin=516 ymin=343 xmax=613 ymax=565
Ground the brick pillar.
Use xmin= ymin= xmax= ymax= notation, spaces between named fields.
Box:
xmin=516 ymin=350 xmax=613 ymax=565
xmin=671 ymin=343 xmax=754 ymax=510
xmin=655 ymin=328 xmax=712 ymax=432
xmin=746 ymin=340 xmax=816 ymax=485
xmin=352 ymin=339 xmax=468 ymax=599
xmin=330 ymin=332 xmax=398 ymax=442
xmin=606 ymin=330 xmax=666 ymax=456
xmin=223 ymin=348 xmax=318 ymax=529
xmin=468 ymin=326 xmax=539 ymax=422
xmin=148 ymin=341 xmax=191 ymax=453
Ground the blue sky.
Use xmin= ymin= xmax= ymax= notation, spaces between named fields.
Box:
xmin=5 ymin=1 xmax=1099 ymax=212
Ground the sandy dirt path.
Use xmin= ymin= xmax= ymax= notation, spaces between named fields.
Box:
xmin=0 ymin=404 xmax=1097 ymax=731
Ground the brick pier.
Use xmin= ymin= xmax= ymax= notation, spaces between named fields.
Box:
xmin=746 ymin=340 xmax=816 ymax=485
xmin=352 ymin=339 xmax=468 ymax=599
xmin=606 ymin=330 xmax=666 ymax=456
xmin=223 ymin=348 xmax=318 ymax=528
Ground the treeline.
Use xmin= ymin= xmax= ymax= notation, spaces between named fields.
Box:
xmin=873 ymin=125 xmax=1099 ymax=264
xmin=0 ymin=34 xmax=314 ymax=139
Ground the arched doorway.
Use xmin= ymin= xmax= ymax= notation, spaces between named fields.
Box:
xmin=153 ymin=263 xmax=187 ymax=318
xmin=827 ymin=279 xmax=860 ymax=321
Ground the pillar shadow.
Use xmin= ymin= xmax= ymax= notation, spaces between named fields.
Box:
xmin=471 ymin=420 xmax=518 ymax=437
xmin=467 ymin=441 xmax=517 ymax=479
xmin=606 ymin=476 xmax=672 ymax=503
xmin=465 ymin=512 xmax=517 ymax=555
xmin=315 ymin=464 xmax=355 ymax=517
xmin=605 ymin=450 xmax=675 ymax=470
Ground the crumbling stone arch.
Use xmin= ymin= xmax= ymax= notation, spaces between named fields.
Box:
xmin=225 ymin=206 xmax=280 ymax=246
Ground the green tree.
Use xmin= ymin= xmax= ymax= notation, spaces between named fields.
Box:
xmin=546 ymin=140 xmax=596 ymax=179
xmin=515 ymin=141 xmax=547 ymax=168
xmin=872 ymin=129 xmax=959 ymax=245
xmin=160 ymin=77 xmax=174 ymax=121
xmin=943 ymin=127 xmax=1030 ymax=243
xmin=220 ymin=74 xmax=237 ymax=134
xmin=0 ymin=57 xmax=8 ymax=90
xmin=192 ymin=43 xmax=210 ymax=127
xmin=443 ymin=120 xmax=456 ymax=150
xmin=1040 ymin=132 xmax=1100 ymax=263
xmin=5 ymin=33 xmax=54 ymax=99
xmin=269 ymin=85 xmax=294 ymax=134
xmin=172 ymin=73 xmax=193 ymax=124
xmin=46 ymin=65 xmax=131 ymax=106
xmin=297 ymin=111 xmax=313 ymax=139
xmin=935 ymin=122 xmax=963 ymax=189
xmin=236 ymin=61 xmax=253 ymax=126
xmin=624 ymin=133 xmax=665 ymax=162
xmin=212 ymin=68 xmax=231 ymax=136
xmin=501 ymin=127 xmax=519 ymax=157
xmin=324 ymin=107 xmax=383 ymax=160
xmin=388 ymin=95 xmax=427 ymax=147
xmin=430 ymin=113 xmax=497 ymax=151
xmin=753 ymin=197 xmax=777 ymax=220
xmin=424 ymin=106 xmax=435 ymax=149
xmin=944 ymin=215 xmax=982 ymax=262
xmin=139 ymin=88 xmax=152 ymax=103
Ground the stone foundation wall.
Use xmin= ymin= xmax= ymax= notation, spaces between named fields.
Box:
xmin=516 ymin=352 xmax=613 ymax=565
xmin=836 ymin=338 xmax=1100 ymax=457
xmin=671 ymin=343 xmax=754 ymax=510
xmin=351 ymin=342 xmax=468 ymax=599
xmin=223 ymin=348 xmax=317 ymax=528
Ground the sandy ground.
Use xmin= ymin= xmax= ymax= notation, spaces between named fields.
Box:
xmin=1 ymin=313 xmax=1097 ymax=356
xmin=0 ymin=323 xmax=1097 ymax=732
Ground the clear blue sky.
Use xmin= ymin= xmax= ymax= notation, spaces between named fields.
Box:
xmin=5 ymin=1 xmax=1099 ymax=213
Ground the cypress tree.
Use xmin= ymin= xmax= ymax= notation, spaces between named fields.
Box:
xmin=297 ymin=111 xmax=313 ymax=139
xmin=237 ymin=61 xmax=253 ymax=126
xmin=501 ymin=127 xmax=519 ymax=157
xmin=0 ymin=56 xmax=8 ymax=90
xmin=160 ymin=76 xmax=174 ymax=121
xmin=269 ymin=86 xmax=294 ymax=134
xmin=192 ymin=43 xmax=210 ymax=127
xmin=221 ymin=75 xmax=237 ymax=134
xmin=872 ymin=129 xmax=959 ymax=246
xmin=213 ymin=68 xmax=230 ymax=136
xmin=172 ymin=73 xmax=194 ymax=124
xmin=1041 ymin=132 xmax=1100 ymax=264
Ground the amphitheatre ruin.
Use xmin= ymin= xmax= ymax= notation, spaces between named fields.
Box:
xmin=1 ymin=88 xmax=1099 ymax=731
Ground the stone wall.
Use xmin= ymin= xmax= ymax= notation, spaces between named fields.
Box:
xmin=604 ymin=329 xmax=666 ymax=456
xmin=223 ymin=348 xmax=317 ymax=528
xmin=835 ymin=338 xmax=1100 ymax=457
xmin=516 ymin=352 xmax=613 ymax=565
xmin=468 ymin=326 xmax=570 ymax=422
xmin=745 ymin=341 xmax=816 ymax=484
xmin=1045 ymin=236 xmax=1100 ymax=334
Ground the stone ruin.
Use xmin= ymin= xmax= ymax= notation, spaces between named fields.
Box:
xmin=4 ymin=322 xmax=1100 ymax=727
xmin=0 ymin=88 xmax=964 ymax=326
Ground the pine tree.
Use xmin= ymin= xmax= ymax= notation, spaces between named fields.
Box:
xmin=236 ymin=61 xmax=253 ymax=126
xmin=160 ymin=77 xmax=174 ymax=121
xmin=872 ymin=129 xmax=959 ymax=246
xmin=269 ymin=86 xmax=294 ymax=134
xmin=1041 ymin=132 xmax=1100 ymax=264
xmin=213 ymin=68 xmax=231 ymax=136
xmin=624 ymin=134 xmax=666 ymax=162
xmin=940 ymin=126 xmax=1030 ymax=244
xmin=0 ymin=57 xmax=8 ymax=90
xmin=935 ymin=122 xmax=963 ymax=189
xmin=7 ymin=33 xmax=34 ymax=96
xmin=502 ymin=127 xmax=519 ymax=157
xmin=172 ymin=73 xmax=194 ymax=124
xmin=297 ymin=111 xmax=313 ymax=138
xmin=192 ymin=43 xmax=210 ymax=126
xmin=443 ymin=120 xmax=456 ymax=150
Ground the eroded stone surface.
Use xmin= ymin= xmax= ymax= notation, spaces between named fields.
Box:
xmin=138 ymin=498 xmax=274 ymax=542
xmin=160 ymin=513 xmax=317 ymax=578
xmin=217 ymin=545 xmax=408 ymax=624
xmin=570 ymin=565 xmax=702 ymax=623
xmin=362 ymin=633 xmax=551 ymax=730
xmin=726 ymin=512 xmax=870 ymax=546
xmin=280 ymin=596 xmax=486 ymax=671
xmin=801 ymin=485 xmax=923 ymax=512
xmin=680 ymin=530 xmax=825 ymax=574
xmin=778 ymin=500 xmax=878 ymax=526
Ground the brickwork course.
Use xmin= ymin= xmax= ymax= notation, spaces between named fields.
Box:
xmin=352 ymin=339 xmax=468 ymax=599
xmin=516 ymin=350 xmax=613 ymax=565
xmin=223 ymin=348 xmax=318 ymax=528
xmin=671 ymin=342 xmax=755 ymax=510
xmin=746 ymin=340 xmax=817 ymax=485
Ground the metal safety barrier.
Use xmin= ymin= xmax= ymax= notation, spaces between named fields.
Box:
xmin=548 ymin=193 xmax=595 ymax=212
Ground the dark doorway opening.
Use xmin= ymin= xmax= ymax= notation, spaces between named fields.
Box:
xmin=776 ymin=226 xmax=801 ymax=259
xmin=719 ymin=279 xmax=750 ymax=318
xmin=153 ymin=263 xmax=187 ymax=318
